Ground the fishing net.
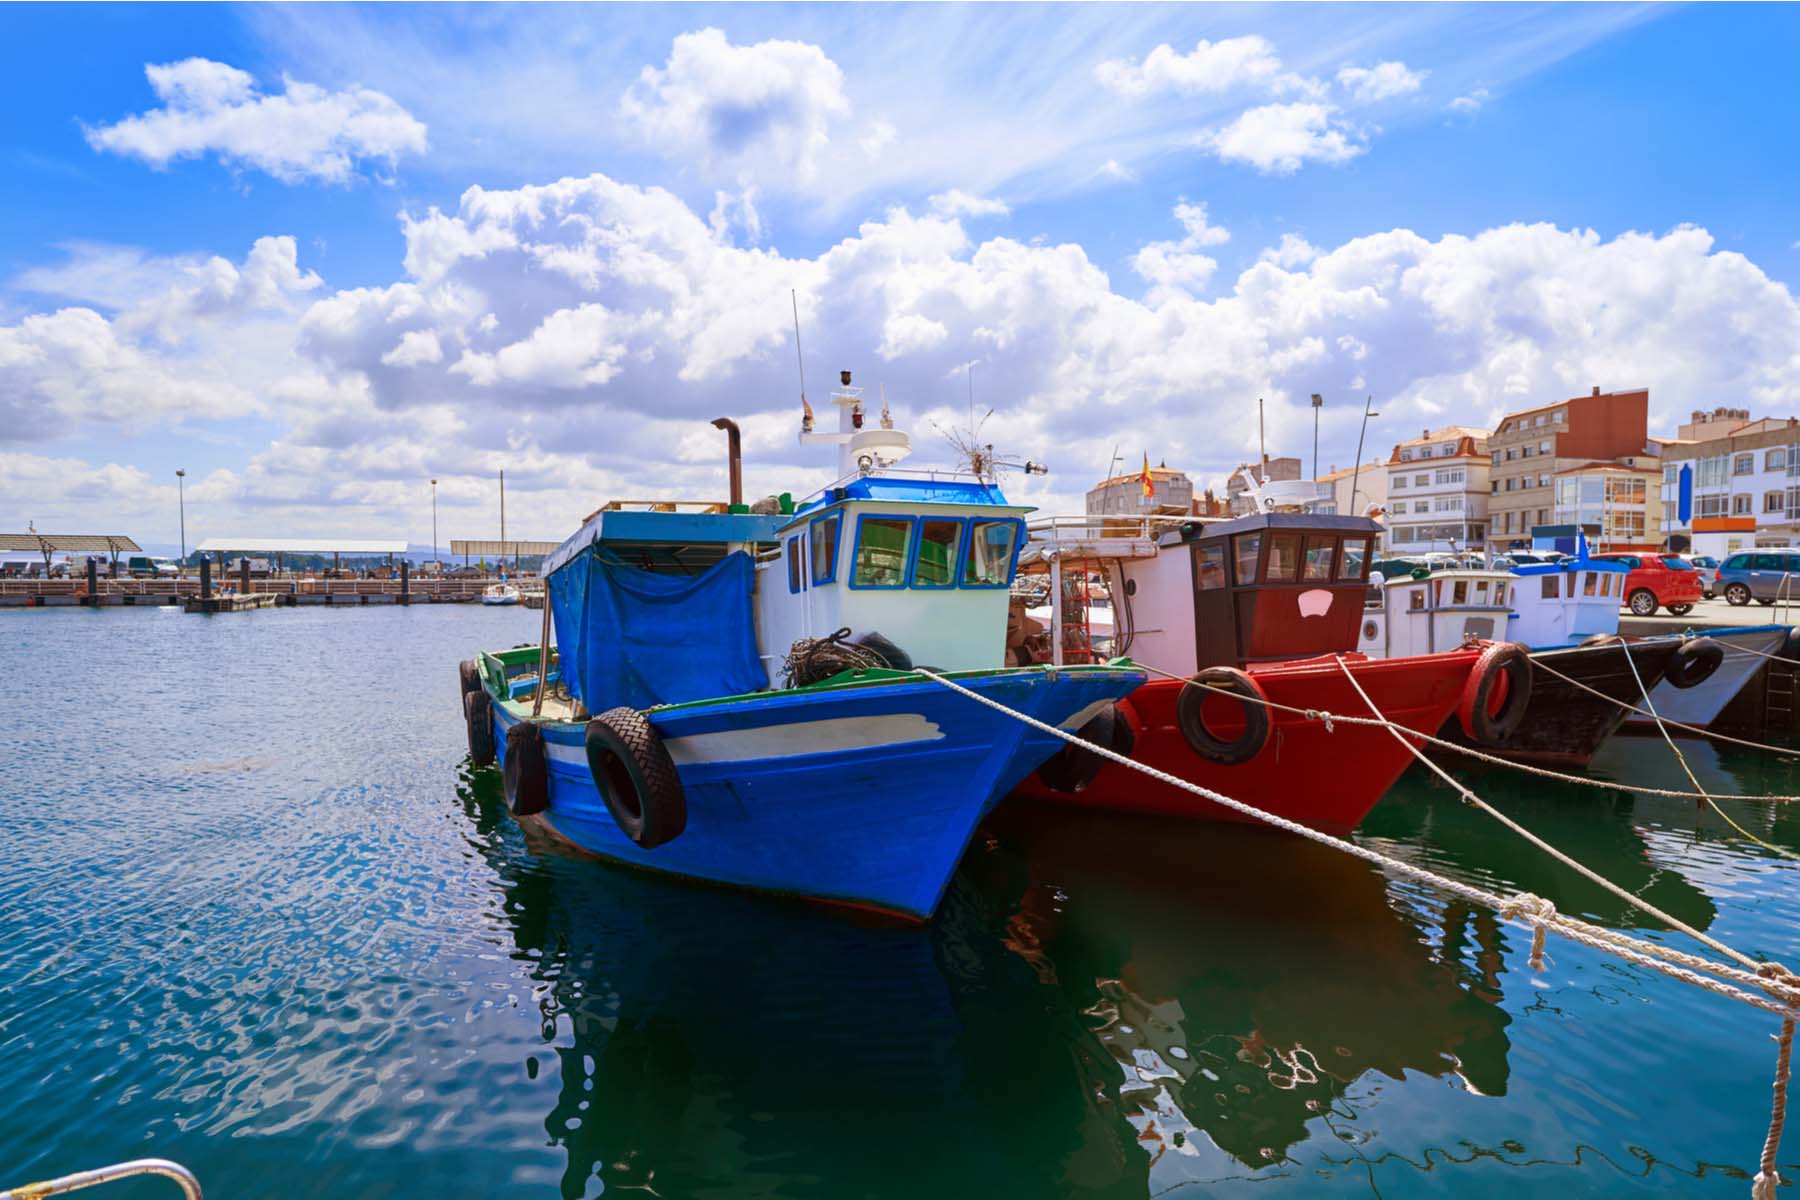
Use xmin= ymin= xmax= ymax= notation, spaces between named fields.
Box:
xmin=784 ymin=627 xmax=901 ymax=688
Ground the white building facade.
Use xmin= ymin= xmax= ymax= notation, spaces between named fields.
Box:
xmin=1384 ymin=428 xmax=1490 ymax=555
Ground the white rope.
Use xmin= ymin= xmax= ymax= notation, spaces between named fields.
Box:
xmin=1128 ymin=658 xmax=1800 ymax=805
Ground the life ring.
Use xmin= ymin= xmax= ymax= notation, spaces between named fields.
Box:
xmin=1175 ymin=667 xmax=1271 ymax=766
xmin=1035 ymin=702 xmax=1138 ymax=794
xmin=584 ymin=707 xmax=687 ymax=849
xmin=464 ymin=688 xmax=497 ymax=766
xmin=1665 ymin=637 xmax=1723 ymax=690
xmin=503 ymin=720 xmax=550 ymax=815
xmin=459 ymin=658 xmax=482 ymax=699
xmin=1457 ymin=643 xmax=1532 ymax=745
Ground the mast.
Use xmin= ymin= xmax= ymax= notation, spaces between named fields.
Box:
xmin=499 ymin=469 xmax=507 ymax=572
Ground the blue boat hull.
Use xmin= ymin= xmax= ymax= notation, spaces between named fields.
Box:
xmin=488 ymin=668 xmax=1142 ymax=921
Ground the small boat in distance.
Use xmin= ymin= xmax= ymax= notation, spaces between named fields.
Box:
xmin=482 ymin=581 xmax=522 ymax=606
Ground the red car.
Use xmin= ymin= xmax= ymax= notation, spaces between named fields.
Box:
xmin=1590 ymin=553 xmax=1701 ymax=616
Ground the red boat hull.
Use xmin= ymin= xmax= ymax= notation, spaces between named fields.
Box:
xmin=1014 ymin=650 xmax=1482 ymax=835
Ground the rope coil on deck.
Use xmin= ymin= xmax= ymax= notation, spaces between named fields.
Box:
xmin=911 ymin=664 xmax=1800 ymax=1194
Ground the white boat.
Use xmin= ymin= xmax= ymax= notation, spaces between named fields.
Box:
xmin=1358 ymin=560 xmax=1789 ymax=730
xmin=482 ymin=582 xmax=521 ymax=606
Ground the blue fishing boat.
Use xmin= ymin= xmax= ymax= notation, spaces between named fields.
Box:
xmin=456 ymin=378 xmax=1143 ymax=921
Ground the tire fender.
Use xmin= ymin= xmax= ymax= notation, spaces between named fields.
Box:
xmin=1665 ymin=637 xmax=1724 ymax=690
xmin=1035 ymin=703 xmax=1139 ymax=794
xmin=1175 ymin=667 xmax=1271 ymax=766
xmin=464 ymin=688 xmax=497 ymax=767
xmin=585 ymin=707 xmax=687 ymax=849
xmin=503 ymin=720 xmax=551 ymax=815
xmin=459 ymin=658 xmax=482 ymax=699
xmin=1458 ymin=642 xmax=1533 ymax=745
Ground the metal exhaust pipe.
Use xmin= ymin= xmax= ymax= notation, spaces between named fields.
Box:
xmin=711 ymin=417 xmax=743 ymax=507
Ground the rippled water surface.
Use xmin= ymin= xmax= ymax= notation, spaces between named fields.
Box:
xmin=3 ymin=604 xmax=1799 ymax=1198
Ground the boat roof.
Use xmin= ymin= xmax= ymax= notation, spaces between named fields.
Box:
xmin=543 ymin=508 xmax=785 ymax=576
xmin=1511 ymin=558 xmax=1628 ymax=575
xmin=791 ymin=474 xmax=1018 ymax=521
xmin=1191 ymin=511 xmax=1384 ymax=541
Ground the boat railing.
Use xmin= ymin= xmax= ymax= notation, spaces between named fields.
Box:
xmin=579 ymin=499 xmax=732 ymax=521
xmin=0 ymin=1158 xmax=201 ymax=1200
xmin=1018 ymin=513 xmax=1198 ymax=568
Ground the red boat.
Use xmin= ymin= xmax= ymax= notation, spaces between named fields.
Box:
xmin=1011 ymin=510 xmax=1516 ymax=834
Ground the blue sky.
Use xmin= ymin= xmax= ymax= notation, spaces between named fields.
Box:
xmin=4 ymin=3 xmax=1800 ymax=546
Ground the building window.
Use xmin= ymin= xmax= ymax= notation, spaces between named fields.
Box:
xmin=1522 ymin=445 xmax=1534 ymax=459
xmin=1770 ymin=449 xmax=1789 ymax=472
xmin=1767 ymin=491 xmax=1786 ymax=514
xmin=1492 ymin=451 xmax=1502 ymax=466
xmin=1698 ymin=494 xmax=1730 ymax=518
xmin=1414 ymin=500 xmax=1429 ymax=513
xmin=1552 ymin=410 xmax=1564 ymax=423
xmin=1664 ymin=463 xmax=1679 ymax=485
xmin=1491 ymin=480 xmax=1499 ymax=494
xmin=1605 ymin=477 xmax=1645 ymax=504
xmin=1734 ymin=454 xmax=1755 ymax=476
xmin=1540 ymin=440 xmax=1551 ymax=455
xmin=1734 ymin=494 xmax=1752 ymax=516
xmin=1415 ymin=474 xmax=1429 ymax=487
xmin=1434 ymin=469 xmax=1464 ymax=485
xmin=1393 ymin=475 xmax=1407 ymax=489
xmin=1698 ymin=455 xmax=1729 ymax=488
xmin=1504 ymin=478 xmax=1514 ymax=491
xmin=1521 ymin=476 xmax=1533 ymax=490
xmin=1505 ymin=448 xmax=1516 ymax=461
xmin=1400 ymin=450 xmax=1412 ymax=461
xmin=1418 ymin=447 xmax=1432 ymax=459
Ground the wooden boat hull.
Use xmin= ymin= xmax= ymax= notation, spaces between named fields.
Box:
xmin=1012 ymin=650 xmax=1481 ymax=835
xmin=1438 ymin=638 xmax=1681 ymax=768
xmin=486 ymin=666 xmax=1145 ymax=922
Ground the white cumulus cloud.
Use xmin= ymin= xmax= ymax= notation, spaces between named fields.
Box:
xmin=621 ymin=28 xmax=851 ymax=183
xmin=1336 ymin=61 xmax=1428 ymax=103
xmin=1447 ymin=88 xmax=1491 ymax=115
xmin=1095 ymin=36 xmax=1283 ymax=98
xmin=929 ymin=190 xmax=1009 ymax=219
xmin=85 ymin=57 xmax=427 ymax=184
xmin=1134 ymin=201 xmax=1231 ymax=295
xmin=1201 ymin=102 xmax=1366 ymax=173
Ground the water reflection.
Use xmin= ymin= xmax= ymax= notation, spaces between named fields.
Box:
xmin=975 ymin=804 xmax=1514 ymax=1190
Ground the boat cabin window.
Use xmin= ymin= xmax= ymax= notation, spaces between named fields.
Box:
xmin=912 ymin=518 xmax=963 ymax=589
xmin=1339 ymin=537 xmax=1370 ymax=580
xmin=1541 ymin=575 xmax=1559 ymax=600
xmin=786 ymin=536 xmax=805 ymax=594
xmin=811 ymin=513 xmax=841 ymax=585
xmin=1452 ymin=580 xmax=1468 ymax=604
xmin=1365 ymin=584 xmax=1383 ymax=610
xmin=852 ymin=517 xmax=913 ymax=589
xmin=1473 ymin=579 xmax=1489 ymax=604
xmin=1266 ymin=534 xmax=1301 ymax=582
xmin=1302 ymin=536 xmax=1335 ymax=581
xmin=963 ymin=519 xmax=1022 ymax=588
xmin=1495 ymin=582 xmax=1509 ymax=607
xmin=1195 ymin=543 xmax=1227 ymax=591
xmin=1232 ymin=533 xmax=1261 ymax=584
xmin=1583 ymin=572 xmax=1598 ymax=596
xmin=1408 ymin=587 xmax=1426 ymax=611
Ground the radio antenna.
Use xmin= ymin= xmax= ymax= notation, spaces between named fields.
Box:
xmin=791 ymin=289 xmax=813 ymax=432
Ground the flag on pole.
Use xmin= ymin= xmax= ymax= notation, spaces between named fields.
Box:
xmin=1139 ymin=453 xmax=1154 ymax=498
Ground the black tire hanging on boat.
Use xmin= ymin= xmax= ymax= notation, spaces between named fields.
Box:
xmin=459 ymin=658 xmax=482 ymax=699
xmin=464 ymin=688 xmax=497 ymax=766
xmin=1175 ymin=667 xmax=1270 ymax=766
xmin=584 ymin=707 xmax=686 ymax=849
xmin=1665 ymin=637 xmax=1724 ymax=690
xmin=1035 ymin=703 xmax=1138 ymax=794
xmin=1457 ymin=642 xmax=1533 ymax=745
xmin=503 ymin=720 xmax=551 ymax=816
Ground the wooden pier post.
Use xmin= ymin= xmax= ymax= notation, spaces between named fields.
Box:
xmin=85 ymin=557 xmax=98 ymax=605
xmin=199 ymin=556 xmax=212 ymax=599
xmin=399 ymin=559 xmax=410 ymax=604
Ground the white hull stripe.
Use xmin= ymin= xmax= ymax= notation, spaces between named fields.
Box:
xmin=528 ymin=713 xmax=949 ymax=768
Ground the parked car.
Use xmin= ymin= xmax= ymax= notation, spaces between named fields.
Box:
xmin=1715 ymin=550 xmax=1800 ymax=607
xmin=125 ymin=555 xmax=179 ymax=578
xmin=1686 ymin=554 xmax=1721 ymax=597
xmin=1588 ymin=553 xmax=1702 ymax=616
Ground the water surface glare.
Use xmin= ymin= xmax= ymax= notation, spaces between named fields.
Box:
xmin=3 ymin=605 xmax=1798 ymax=1197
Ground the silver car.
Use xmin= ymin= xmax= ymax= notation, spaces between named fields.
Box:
xmin=1716 ymin=550 xmax=1800 ymax=606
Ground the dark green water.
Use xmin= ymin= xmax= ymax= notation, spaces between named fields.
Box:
xmin=3 ymin=605 xmax=1798 ymax=1198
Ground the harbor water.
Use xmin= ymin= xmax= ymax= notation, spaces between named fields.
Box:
xmin=3 ymin=605 xmax=1798 ymax=1198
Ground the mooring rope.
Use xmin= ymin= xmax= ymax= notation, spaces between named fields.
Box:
xmin=1125 ymin=658 xmax=1800 ymax=805
xmin=1614 ymin=640 xmax=1798 ymax=860
xmin=912 ymin=665 xmax=1800 ymax=1194
xmin=1524 ymin=641 xmax=1800 ymax=759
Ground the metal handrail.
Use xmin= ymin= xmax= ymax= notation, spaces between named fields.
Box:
xmin=1 ymin=1159 xmax=201 ymax=1200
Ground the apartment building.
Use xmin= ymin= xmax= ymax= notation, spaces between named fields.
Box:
xmin=1385 ymin=427 xmax=1489 ymax=554
xmin=1487 ymin=387 xmax=1650 ymax=551
xmin=1658 ymin=415 xmax=1800 ymax=556
xmin=1550 ymin=457 xmax=1664 ymax=552
xmin=1086 ymin=465 xmax=1195 ymax=516
xmin=1311 ymin=461 xmax=1389 ymax=518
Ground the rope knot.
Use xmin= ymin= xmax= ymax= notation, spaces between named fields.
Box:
xmin=1500 ymin=893 xmax=1556 ymax=971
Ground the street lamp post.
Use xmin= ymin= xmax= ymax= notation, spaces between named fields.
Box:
xmin=175 ymin=468 xmax=187 ymax=571
xmin=1348 ymin=397 xmax=1380 ymax=518
xmin=430 ymin=479 xmax=438 ymax=570
xmin=1310 ymin=393 xmax=1323 ymax=481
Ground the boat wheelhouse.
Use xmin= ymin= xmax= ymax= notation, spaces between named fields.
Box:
xmin=456 ymin=383 xmax=1144 ymax=921
xmin=1010 ymin=505 xmax=1492 ymax=834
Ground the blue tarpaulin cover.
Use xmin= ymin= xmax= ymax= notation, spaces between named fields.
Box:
xmin=548 ymin=549 xmax=766 ymax=709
